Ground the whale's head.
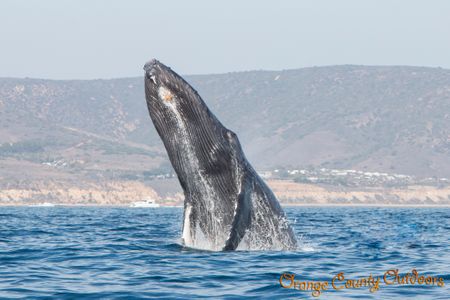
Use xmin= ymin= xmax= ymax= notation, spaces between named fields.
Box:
xmin=144 ymin=59 xmax=241 ymax=189
xmin=144 ymin=59 xmax=183 ymax=106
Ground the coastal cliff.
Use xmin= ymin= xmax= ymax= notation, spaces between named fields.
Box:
xmin=1 ymin=179 xmax=449 ymax=206
xmin=0 ymin=180 xmax=159 ymax=206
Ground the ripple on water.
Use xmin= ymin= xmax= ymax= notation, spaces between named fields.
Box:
xmin=0 ymin=206 xmax=448 ymax=299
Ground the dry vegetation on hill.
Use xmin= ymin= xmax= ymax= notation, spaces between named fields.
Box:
xmin=1 ymin=65 xmax=449 ymax=205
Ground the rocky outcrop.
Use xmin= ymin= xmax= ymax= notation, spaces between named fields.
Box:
xmin=267 ymin=180 xmax=450 ymax=205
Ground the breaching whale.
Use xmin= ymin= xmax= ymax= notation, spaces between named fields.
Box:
xmin=144 ymin=59 xmax=297 ymax=251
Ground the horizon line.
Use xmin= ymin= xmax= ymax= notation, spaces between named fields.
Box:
xmin=0 ymin=63 xmax=448 ymax=81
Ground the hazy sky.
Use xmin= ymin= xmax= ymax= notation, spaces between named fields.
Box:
xmin=1 ymin=0 xmax=449 ymax=79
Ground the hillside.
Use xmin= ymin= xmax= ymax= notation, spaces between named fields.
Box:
xmin=1 ymin=65 xmax=450 ymax=204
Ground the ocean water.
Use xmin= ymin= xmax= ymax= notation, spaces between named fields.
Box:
xmin=0 ymin=206 xmax=448 ymax=299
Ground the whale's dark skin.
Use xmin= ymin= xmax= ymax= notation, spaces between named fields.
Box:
xmin=144 ymin=59 xmax=297 ymax=251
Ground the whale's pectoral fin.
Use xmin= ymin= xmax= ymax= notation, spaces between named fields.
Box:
xmin=223 ymin=180 xmax=252 ymax=251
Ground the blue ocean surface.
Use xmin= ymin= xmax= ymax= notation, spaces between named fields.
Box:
xmin=0 ymin=206 xmax=449 ymax=299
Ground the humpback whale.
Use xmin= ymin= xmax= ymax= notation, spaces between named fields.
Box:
xmin=144 ymin=59 xmax=297 ymax=251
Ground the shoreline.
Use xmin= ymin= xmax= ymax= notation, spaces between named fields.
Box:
xmin=282 ymin=203 xmax=450 ymax=207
